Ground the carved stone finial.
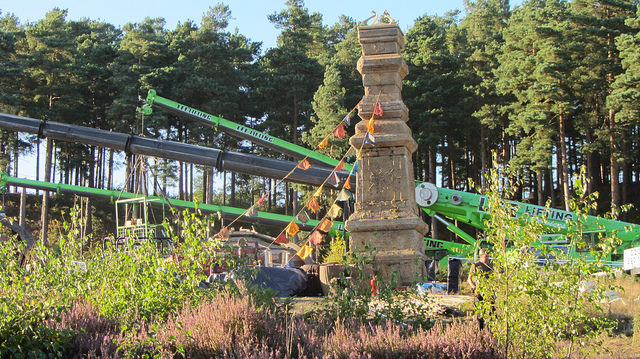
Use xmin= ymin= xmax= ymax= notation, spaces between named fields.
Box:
xmin=382 ymin=10 xmax=396 ymax=24
xmin=361 ymin=11 xmax=378 ymax=26
xmin=361 ymin=10 xmax=397 ymax=26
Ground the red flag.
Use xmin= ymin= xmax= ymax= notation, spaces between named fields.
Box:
xmin=344 ymin=175 xmax=352 ymax=190
xmin=256 ymin=193 xmax=267 ymax=206
xmin=310 ymin=230 xmax=323 ymax=245
xmin=317 ymin=218 xmax=334 ymax=232
xmin=373 ymin=102 xmax=383 ymax=116
xmin=274 ymin=233 xmax=289 ymax=244
xmin=333 ymin=123 xmax=346 ymax=138
xmin=297 ymin=158 xmax=311 ymax=170
xmin=335 ymin=159 xmax=345 ymax=171
xmin=307 ymin=197 xmax=320 ymax=213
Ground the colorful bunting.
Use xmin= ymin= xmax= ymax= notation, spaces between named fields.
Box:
xmin=313 ymin=186 xmax=323 ymax=197
xmin=296 ymin=210 xmax=310 ymax=223
xmin=274 ymin=232 xmax=289 ymax=244
xmin=327 ymin=203 xmax=342 ymax=219
xmin=363 ymin=132 xmax=376 ymax=146
xmin=333 ymin=123 xmax=346 ymax=138
xmin=335 ymin=159 xmax=345 ymax=171
xmin=342 ymin=114 xmax=351 ymax=126
xmin=310 ymin=230 xmax=324 ymax=245
xmin=256 ymin=193 xmax=267 ymax=206
xmin=285 ymin=221 xmax=300 ymax=236
xmin=317 ymin=218 xmax=334 ymax=233
xmin=307 ymin=196 xmax=320 ymax=213
xmin=373 ymin=102 xmax=383 ymax=116
xmin=245 ymin=206 xmax=257 ymax=217
xmin=296 ymin=244 xmax=313 ymax=259
xmin=319 ymin=136 xmax=329 ymax=149
xmin=343 ymin=176 xmax=352 ymax=190
xmin=337 ymin=189 xmax=352 ymax=201
xmin=297 ymin=158 xmax=311 ymax=170
xmin=367 ymin=115 xmax=375 ymax=134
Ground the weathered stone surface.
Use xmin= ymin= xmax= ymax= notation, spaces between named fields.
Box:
xmin=345 ymin=22 xmax=427 ymax=286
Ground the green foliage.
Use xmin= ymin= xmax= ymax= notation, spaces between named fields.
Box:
xmin=322 ymin=235 xmax=346 ymax=264
xmin=474 ymin=163 xmax=619 ymax=358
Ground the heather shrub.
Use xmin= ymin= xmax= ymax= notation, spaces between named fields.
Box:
xmin=158 ymin=292 xmax=271 ymax=357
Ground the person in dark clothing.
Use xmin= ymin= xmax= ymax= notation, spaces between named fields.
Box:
xmin=467 ymin=248 xmax=493 ymax=330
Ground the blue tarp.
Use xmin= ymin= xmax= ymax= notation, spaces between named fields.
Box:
xmin=245 ymin=266 xmax=309 ymax=297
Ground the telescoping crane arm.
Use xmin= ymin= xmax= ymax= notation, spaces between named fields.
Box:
xmin=140 ymin=90 xmax=351 ymax=170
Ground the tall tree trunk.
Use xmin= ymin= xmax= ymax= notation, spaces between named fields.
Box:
xmin=85 ymin=146 xmax=94 ymax=237
xmin=481 ymin=126 xmax=488 ymax=190
xmin=40 ymin=138 xmax=53 ymax=243
xmin=537 ymin=170 xmax=544 ymax=206
xmin=231 ymin=172 xmax=236 ymax=207
xmin=558 ymin=114 xmax=570 ymax=211
xmin=36 ymin=136 xmax=40 ymax=195
xmin=202 ymin=167 xmax=208 ymax=204
xmin=13 ymin=132 xmax=18 ymax=192
xmin=206 ymin=168 xmax=214 ymax=205
xmin=428 ymin=145 xmax=438 ymax=239
xmin=108 ymin=149 xmax=114 ymax=190
xmin=223 ymin=171 xmax=227 ymax=206
xmin=585 ymin=129 xmax=595 ymax=195
xmin=19 ymin=187 xmax=26 ymax=227
xmin=269 ymin=179 xmax=273 ymax=211
xmin=190 ymin=163 xmax=194 ymax=202
xmin=609 ymin=109 xmax=620 ymax=208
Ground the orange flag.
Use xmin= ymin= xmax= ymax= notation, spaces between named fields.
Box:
xmin=297 ymin=158 xmax=311 ymax=170
xmin=373 ymin=102 xmax=383 ymax=116
xmin=256 ymin=193 xmax=267 ymax=206
xmin=343 ymin=175 xmax=352 ymax=190
xmin=317 ymin=218 xmax=334 ymax=233
xmin=217 ymin=227 xmax=230 ymax=240
xmin=310 ymin=230 xmax=323 ymax=245
xmin=335 ymin=159 xmax=345 ymax=171
xmin=367 ymin=115 xmax=375 ymax=134
xmin=333 ymin=123 xmax=346 ymax=138
xmin=307 ymin=197 xmax=320 ymax=213
xmin=296 ymin=244 xmax=313 ymax=259
xmin=285 ymin=221 xmax=300 ymax=236
xmin=319 ymin=136 xmax=329 ymax=149
xmin=274 ymin=232 xmax=289 ymax=244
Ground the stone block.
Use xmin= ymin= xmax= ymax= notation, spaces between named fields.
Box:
xmin=357 ymin=100 xmax=408 ymax=121
xmin=358 ymin=24 xmax=404 ymax=51
xmin=357 ymin=55 xmax=408 ymax=77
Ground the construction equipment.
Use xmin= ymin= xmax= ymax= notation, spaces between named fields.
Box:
xmin=142 ymin=90 xmax=640 ymax=265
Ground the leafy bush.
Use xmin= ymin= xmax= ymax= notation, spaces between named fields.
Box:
xmin=474 ymin=165 xmax=619 ymax=358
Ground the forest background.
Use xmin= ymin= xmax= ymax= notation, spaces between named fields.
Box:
xmin=0 ymin=0 xmax=639 ymax=240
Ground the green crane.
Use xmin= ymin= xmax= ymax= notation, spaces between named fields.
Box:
xmin=142 ymin=90 xmax=640 ymax=265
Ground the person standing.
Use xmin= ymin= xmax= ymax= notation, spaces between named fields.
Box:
xmin=467 ymin=248 xmax=493 ymax=329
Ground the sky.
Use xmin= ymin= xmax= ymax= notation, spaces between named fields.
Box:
xmin=3 ymin=0 xmax=475 ymax=50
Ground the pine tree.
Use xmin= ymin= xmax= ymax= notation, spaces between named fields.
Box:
xmin=461 ymin=0 xmax=511 ymax=190
xmin=573 ymin=0 xmax=638 ymax=208
xmin=497 ymin=0 xmax=579 ymax=210
xmin=607 ymin=4 xmax=640 ymax=206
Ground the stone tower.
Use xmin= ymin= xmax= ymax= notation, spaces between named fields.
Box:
xmin=345 ymin=22 xmax=427 ymax=285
